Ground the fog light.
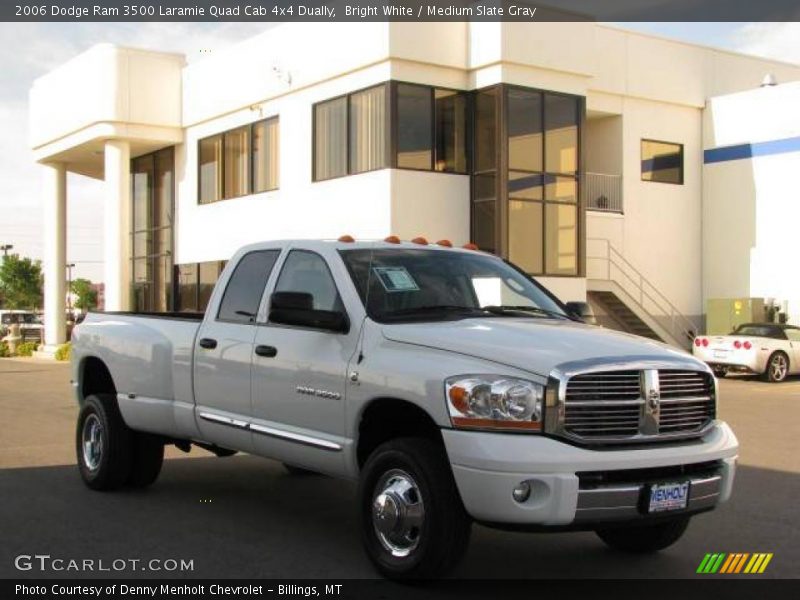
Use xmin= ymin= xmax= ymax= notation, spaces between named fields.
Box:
xmin=512 ymin=481 xmax=531 ymax=503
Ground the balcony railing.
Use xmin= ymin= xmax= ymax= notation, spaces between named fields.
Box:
xmin=586 ymin=172 xmax=622 ymax=213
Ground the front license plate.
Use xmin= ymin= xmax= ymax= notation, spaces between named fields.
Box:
xmin=648 ymin=482 xmax=690 ymax=513
xmin=713 ymin=350 xmax=729 ymax=359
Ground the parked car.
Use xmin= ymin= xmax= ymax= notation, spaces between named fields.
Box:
xmin=693 ymin=323 xmax=800 ymax=382
xmin=71 ymin=238 xmax=738 ymax=579
xmin=0 ymin=310 xmax=43 ymax=342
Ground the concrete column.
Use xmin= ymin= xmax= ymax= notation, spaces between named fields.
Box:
xmin=42 ymin=162 xmax=67 ymax=351
xmin=103 ymin=140 xmax=132 ymax=312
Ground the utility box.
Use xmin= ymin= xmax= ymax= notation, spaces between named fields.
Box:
xmin=706 ymin=298 xmax=768 ymax=335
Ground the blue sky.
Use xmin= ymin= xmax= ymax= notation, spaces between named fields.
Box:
xmin=0 ymin=22 xmax=798 ymax=281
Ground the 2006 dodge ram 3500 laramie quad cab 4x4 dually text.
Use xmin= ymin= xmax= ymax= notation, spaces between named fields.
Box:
xmin=72 ymin=238 xmax=738 ymax=579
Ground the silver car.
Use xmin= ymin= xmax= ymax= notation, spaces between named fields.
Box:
xmin=693 ymin=323 xmax=800 ymax=382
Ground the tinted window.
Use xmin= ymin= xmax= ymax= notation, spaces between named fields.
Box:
xmin=217 ymin=251 xmax=280 ymax=323
xmin=274 ymin=250 xmax=343 ymax=312
xmin=397 ymin=83 xmax=432 ymax=170
xmin=642 ymin=139 xmax=683 ymax=184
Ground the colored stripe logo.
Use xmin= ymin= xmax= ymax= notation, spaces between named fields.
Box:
xmin=697 ymin=552 xmax=773 ymax=574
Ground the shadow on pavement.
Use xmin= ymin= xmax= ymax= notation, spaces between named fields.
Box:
xmin=0 ymin=457 xmax=797 ymax=579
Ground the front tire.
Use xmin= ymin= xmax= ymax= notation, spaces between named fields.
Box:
xmin=596 ymin=516 xmax=690 ymax=553
xmin=764 ymin=352 xmax=789 ymax=383
xmin=358 ymin=438 xmax=471 ymax=580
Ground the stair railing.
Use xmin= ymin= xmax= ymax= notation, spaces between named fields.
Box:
xmin=587 ymin=237 xmax=697 ymax=346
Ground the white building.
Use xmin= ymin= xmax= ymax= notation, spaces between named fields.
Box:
xmin=28 ymin=22 xmax=800 ymax=355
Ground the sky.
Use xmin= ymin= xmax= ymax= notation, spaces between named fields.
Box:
xmin=1 ymin=21 xmax=799 ymax=282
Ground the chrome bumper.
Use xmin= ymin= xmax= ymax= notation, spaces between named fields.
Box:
xmin=574 ymin=472 xmax=722 ymax=523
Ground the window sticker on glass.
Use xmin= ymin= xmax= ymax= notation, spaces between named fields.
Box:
xmin=373 ymin=266 xmax=420 ymax=293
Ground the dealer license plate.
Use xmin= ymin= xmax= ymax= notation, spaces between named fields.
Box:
xmin=713 ymin=350 xmax=729 ymax=359
xmin=648 ymin=482 xmax=690 ymax=513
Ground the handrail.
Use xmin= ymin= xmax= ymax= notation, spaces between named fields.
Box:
xmin=587 ymin=237 xmax=697 ymax=346
xmin=586 ymin=172 xmax=623 ymax=213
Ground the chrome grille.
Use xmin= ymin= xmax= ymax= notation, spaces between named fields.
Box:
xmin=560 ymin=368 xmax=715 ymax=443
xmin=657 ymin=370 xmax=715 ymax=433
xmin=564 ymin=371 xmax=642 ymax=438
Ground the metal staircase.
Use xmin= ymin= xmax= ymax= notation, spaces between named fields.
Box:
xmin=586 ymin=238 xmax=698 ymax=350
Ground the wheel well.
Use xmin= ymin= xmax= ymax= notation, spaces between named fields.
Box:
xmin=356 ymin=398 xmax=443 ymax=468
xmin=80 ymin=357 xmax=117 ymax=402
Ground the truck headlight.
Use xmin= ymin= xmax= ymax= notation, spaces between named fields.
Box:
xmin=445 ymin=376 xmax=544 ymax=431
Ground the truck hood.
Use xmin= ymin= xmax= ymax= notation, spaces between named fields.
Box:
xmin=381 ymin=317 xmax=696 ymax=377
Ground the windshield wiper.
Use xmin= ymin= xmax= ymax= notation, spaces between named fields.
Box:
xmin=483 ymin=305 xmax=570 ymax=320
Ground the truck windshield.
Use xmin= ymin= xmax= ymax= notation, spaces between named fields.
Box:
xmin=339 ymin=248 xmax=569 ymax=323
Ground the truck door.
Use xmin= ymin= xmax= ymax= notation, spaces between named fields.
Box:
xmin=194 ymin=249 xmax=281 ymax=452
xmin=250 ymin=249 xmax=359 ymax=475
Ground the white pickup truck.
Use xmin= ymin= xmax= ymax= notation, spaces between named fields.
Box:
xmin=72 ymin=238 xmax=738 ymax=579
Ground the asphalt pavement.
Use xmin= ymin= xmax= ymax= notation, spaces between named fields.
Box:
xmin=0 ymin=358 xmax=798 ymax=579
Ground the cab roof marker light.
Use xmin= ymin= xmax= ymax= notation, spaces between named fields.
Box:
xmin=384 ymin=235 xmax=401 ymax=244
xmin=411 ymin=237 xmax=428 ymax=245
xmin=338 ymin=234 xmax=355 ymax=243
xmin=436 ymin=239 xmax=453 ymax=247
xmin=462 ymin=243 xmax=480 ymax=251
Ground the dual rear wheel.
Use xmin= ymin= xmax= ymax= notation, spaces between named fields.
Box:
xmin=76 ymin=394 xmax=164 ymax=490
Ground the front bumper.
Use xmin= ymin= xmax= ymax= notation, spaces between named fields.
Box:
xmin=443 ymin=421 xmax=738 ymax=527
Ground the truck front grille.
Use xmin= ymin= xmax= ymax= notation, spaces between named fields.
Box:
xmin=561 ymin=368 xmax=715 ymax=444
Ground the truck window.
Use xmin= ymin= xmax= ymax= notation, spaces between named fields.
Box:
xmin=273 ymin=250 xmax=344 ymax=312
xmin=217 ymin=250 xmax=280 ymax=323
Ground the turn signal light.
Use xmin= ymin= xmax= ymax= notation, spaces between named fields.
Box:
xmin=411 ymin=236 xmax=429 ymax=245
xmin=338 ymin=234 xmax=355 ymax=243
xmin=384 ymin=235 xmax=401 ymax=244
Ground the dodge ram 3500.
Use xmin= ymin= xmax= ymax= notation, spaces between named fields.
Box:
xmin=72 ymin=238 xmax=738 ymax=579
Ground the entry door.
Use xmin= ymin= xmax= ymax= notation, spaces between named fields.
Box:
xmin=251 ymin=250 xmax=359 ymax=474
xmin=194 ymin=249 xmax=281 ymax=452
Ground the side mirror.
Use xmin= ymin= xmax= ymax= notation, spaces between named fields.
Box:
xmin=564 ymin=301 xmax=596 ymax=325
xmin=269 ymin=292 xmax=349 ymax=333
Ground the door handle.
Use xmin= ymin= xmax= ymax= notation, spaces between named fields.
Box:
xmin=198 ymin=338 xmax=218 ymax=349
xmin=255 ymin=345 xmax=278 ymax=358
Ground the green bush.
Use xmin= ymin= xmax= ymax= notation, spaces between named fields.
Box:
xmin=0 ymin=342 xmax=9 ymax=358
xmin=15 ymin=341 xmax=39 ymax=357
xmin=54 ymin=342 xmax=72 ymax=362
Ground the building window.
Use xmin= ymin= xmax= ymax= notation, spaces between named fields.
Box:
xmin=641 ymin=139 xmax=683 ymax=185
xmin=131 ymin=147 xmax=174 ymax=312
xmin=253 ymin=117 xmax=279 ymax=192
xmin=472 ymin=85 xmax=582 ymax=277
xmin=314 ymin=85 xmax=388 ymax=181
xmin=198 ymin=117 xmax=280 ymax=203
xmin=394 ymin=82 xmax=469 ymax=173
xmin=350 ymin=85 xmax=387 ymax=174
xmin=176 ymin=260 xmax=227 ymax=312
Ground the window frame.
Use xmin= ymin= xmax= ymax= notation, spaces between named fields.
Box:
xmin=470 ymin=83 xmax=584 ymax=278
xmin=197 ymin=116 xmax=280 ymax=205
xmin=312 ymin=82 xmax=392 ymax=182
xmin=641 ymin=138 xmax=684 ymax=186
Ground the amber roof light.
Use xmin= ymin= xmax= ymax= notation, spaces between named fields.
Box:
xmin=338 ymin=234 xmax=355 ymax=243
xmin=462 ymin=243 xmax=479 ymax=251
xmin=411 ymin=237 xmax=429 ymax=245
xmin=384 ymin=235 xmax=401 ymax=244
xmin=436 ymin=239 xmax=453 ymax=247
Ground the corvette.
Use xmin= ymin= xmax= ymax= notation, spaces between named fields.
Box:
xmin=693 ymin=323 xmax=800 ymax=382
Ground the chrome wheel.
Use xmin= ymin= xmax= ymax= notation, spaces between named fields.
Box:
xmin=770 ymin=354 xmax=788 ymax=381
xmin=81 ymin=414 xmax=104 ymax=471
xmin=372 ymin=469 xmax=425 ymax=557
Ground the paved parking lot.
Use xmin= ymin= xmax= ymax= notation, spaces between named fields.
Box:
xmin=0 ymin=358 xmax=798 ymax=578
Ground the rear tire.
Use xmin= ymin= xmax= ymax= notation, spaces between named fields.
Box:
xmin=596 ymin=516 xmax=690 ymax=553
xmin=76 ymin=394 xmax=133 ymax=490
xmin=764 ymin=352 xmax=789 ymax=383
xmin=358 ymin=438 xmax=471 ymax=580
xmin=127 ymin=433 xmax=164 ymax=488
